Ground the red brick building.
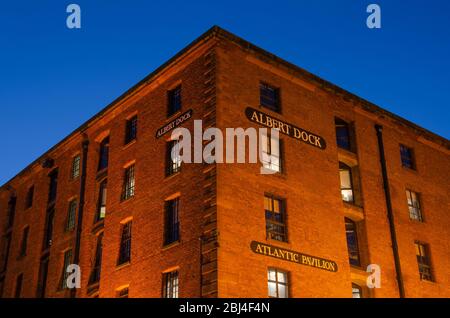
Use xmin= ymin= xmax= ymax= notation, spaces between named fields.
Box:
xmin=0 ymin=26 xmax=449 ymax=298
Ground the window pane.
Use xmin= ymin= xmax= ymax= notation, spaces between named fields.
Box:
xmin=278 ymin=284 xmax=288 ymax=298
xmin=268 ymin=282 xmax=277 ymax=297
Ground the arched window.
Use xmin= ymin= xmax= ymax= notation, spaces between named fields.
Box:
xmin=345 ymin=218 xmax=361 ymax=267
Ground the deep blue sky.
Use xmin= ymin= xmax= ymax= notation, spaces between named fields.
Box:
xmin=1 ymin=0 xmax=449 ymax=185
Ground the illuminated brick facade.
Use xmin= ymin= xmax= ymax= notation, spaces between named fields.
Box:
xmin=0 ymin=26 xmax=449 ymax=298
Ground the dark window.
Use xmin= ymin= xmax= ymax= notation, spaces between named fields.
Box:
xmin=121 ymin=165 xmax=135 ymax=201
xmin=264 ymin=195 xmax=287 ymax=242
xmin=1 ymin=233 xmax=12 ymax=272
xmin=48 ymin=169 xmax=58 ymax=204
xmin=345 ymin=218 xmax=361 ymax=267
xmin=406 ymin=190 xmax=422 ymax=222
xmin=415 ymin=242 xmax=433 ymax=281
xmin=166 ymin=139 xmax=182 ymax=176
xmin=117 ymin=287 xmax=129 ymax=298
xmin=163 ymin=271 xmax=179 ymax=298
xmin=164 ymin=198 xmax=180 ymax=245
xmin=0 ymin=277 xmax=4 ymax=298
xmin=98 ymin=137 xmax=110 ymax=171
xmin=89 ymin=233 xmax=103 ymax=285
xmin=71 ymin=155 xmax=81 ymax=179
xmin=168 ymin=85 xmax=182 ymax=116
xmin=261 ymin=134 xmax=282 ymax=173
xmin=66 ymin=200 xmax=77 ymax=231
xmin=352 ymin=283 xmax=363 ymax=298
xmin=6 ymin=196 xmax=16 ymax=230
xmin=400 ymin=144 xmax=415 ymax=169
xmin=14 ymin=273 xmax=23 ymax=298
xmin=335 ymin=118 xmax=352 ymax=151
xmin=118 ymin=222 xmax=132 ymax=265
xmin=43 ymin=208 xmax=55 ymax=250
xmin=37 ymin=256 xmax=49 ymax=298
xmin=125 ymin=116 xmax=138 ymax=144
xmin=260 ymin=82 xmax=280 ymax=112
xmin=268 ymin=268 xmax=288 ymax=298
xmin=60 ymin=249 xmax=73 ymax=289
xmin=19 ymin=226 xmax=29 ymax=257
xmin=25 ymin=186 xmax=34 ymax=209
xmin=339 ymin=162 xmax=354 ymax=203
xmin=96 ymin=179 xmax=107 ymax=222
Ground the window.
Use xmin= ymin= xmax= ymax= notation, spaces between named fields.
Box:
xmin=163 ymin=271 xmax=179 ymax=298
xmin=261 ymin=133 xmax=282 ymax=173
xmin=71 ymin=155 xmax=81 ymax=179
xmin=19 ymin=226 xmax=29 ymax=257
xmin=60 ymin=249 xmax=73 ymax=289
xmin=1 ymin=233 xmax=12 ymax=272
xmin=66 ymin=200 xmax=77 ymax=231
xmin=339 ymin=162 xmax=354 ymax=203
xmin=118 ymin=222 xmax=132 ymax=265
xmin=48 ymin=169 xmax=58 ymax=203
xmin=268 ymin=268 xmax=288 ymax=298
xmin=37 ymin=256 xmax=49 ymax=298
xmin=14 ymin=274 xmax=23 ymax=298
xmin=125 ymin=115 xmax=138 ymax=144
xmin=345 ymin=218 xmax=361 ymax=267
xmin=335 ymin=118 xmax=352 ymax=151
xmin=415 ymin=242 xmax=433 ymax=281
xmin=406 ymin=190 xmax=422 ymax=222
xmin=400 ymin=144 xmax=415 ymax=169
xmin=168 ymin=85 xmax=182 ymax=116
xmin=98 ymin=137 xmax=110 ymax=171
xmin=352 ymin=283 xmax=362 ymax=298
xmin=0 ymin=277 xmax=4 ymax=298
xmin=166 ymin=139 xmax=182 ymax=176
xmin=6 ymin=196 xmax=16 ymax=230
xmin=164 ymin=198 xmax=180 ymax=245
xmin=25 ymin=186 xmax=34 ymax=209
xmin=43 ymin=208 xmax=55 ymax=250
xmin=260 ymin=82 xmax=280 ymax=112
xmin=89 ymin=233 xmax=103 ymax=285
xmin=264 ymin=195 xmax=287 ymax=242
xmin=96 ymin=179 xmax=107 ymax=222
xmin=121 ymin=165 xmax=135 ymax=201
xmin=117 ymin=287 xmax=129 ymax=298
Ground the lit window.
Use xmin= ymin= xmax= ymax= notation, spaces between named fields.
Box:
xmin=71 ymin=155 xmax=81 ymax=179
xmin=400 ymin=144 xmax=415 ymax=169
xmin=268 ymin=268 xmax=288 ymax=298
xmin=66 ymin=200 xmax=77 ymax=231
xmin=345 ymin=218 xmax=361 ymax=267
xmin=415 ymin=242 xmax=433 ymax=281
xmin=339 ymin=163 xmax=354 ymax=203
xmin=261 ymin=133 xmax=282 ymax=173
xmin=166 ymin=139 xmax=182 ymax=176
xmin=260 ymin=83 xmax=280 ymax=112
xmin=352 ymin=283 xmax=362 ymax=298
xmin=60 ymin=249 xmax=73 ymax=289
xmin=264 ymin=195 xmax=287 ymax=242
xmin=163 ymin=271 xmax=179 ymax=298
xmin=406 ymin=190 xmax=422 ymax=222
xmin=96 ymin=179 xmax=107 ymax=222
xmin=121 ymin=165 xmax=135 ymax=201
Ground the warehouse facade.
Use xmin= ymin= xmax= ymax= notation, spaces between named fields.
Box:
xmin=0 ymin=26 xmax=449 ymax=298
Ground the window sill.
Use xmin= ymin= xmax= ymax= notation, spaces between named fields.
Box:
xmin=266 ymin=237 xmax=289 ymax=246
xmin=162 ymin=241 xmax=181 ymax=251
xmin=120 ymin=195 xmax=135 ymax=203
xmin=165 ymin=171 xmax=181 ymax=181
xmin=87 ymin=282 xmax=100 ymax=295
xmin=96 ymin=168 xmax=108 ymax=181
xmin=343 ymin=202 xmax=365 ymax=221
xmin=116 ymin=262 xmax=131 ymax=271
xmin=259 ymin=104 xmax=282 ymax=115
xmin=166 ymin=111 xmax=182 ymax=122
xmin=92 ymin=220 xmax=105 ymax=234
xmin=350 ymin=266 xmax=367 ymax=283
xmin=337 ymin=148 xmax=358 ymax=166
xmin=402 ymin=166 xmax=418 ymax=174
xmin=123 ymin=139 xmax=137 ymax=150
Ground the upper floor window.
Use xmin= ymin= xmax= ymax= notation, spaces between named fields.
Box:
xmin=71 ymin=155 xmax=81 ymax=180
xmin=345 ymin=218 xmax=361 ymax=267
xmin=14 ymin=273 xmax=23 ymax=298
xmin=335 ymin=118 xmax=353 ymax=151
xmin=163 ymin=271 xmax=179 ymax=298
xmin=268 ymin=268 xmax=288 ymax=298
xmin=1 ymin=233 xmax=12 ymax=272
xmin=415 ymin=242 xmax=433 ymax=281
xmin=60 ymin=249 xmax=73 ymax=289
xmin=42 ymin=208 xmax=55 ymax=250
xmin=352 ymin=283 xmax=363 ymax=298
xmin=19 ymin=226 xmax=30 ymax=257
xmin=261 ymin=134 xmax=282 ymax=173
xmin=121 ymin=165 xmax=135 ymax=201
xmin=400 ymin=144 xmax=415 ymax=169
xmin=25 ymin=186 xmax=34 ymax=209
xmin=166 ymin=139 xmax=182 ymax=176
xmin=6 ymin=196 xmax=17 ymax=230
xmin=37 ymin=256 xmax=49 ymax=298
xmin=339 ymin=162 xmax=354 ymax=203
xmin=260 ymin=82 xmax=280 ymax=112
xmin=164 ymin=198 xmax=180 ymax=245
xmin=66 ymin=199 xmax=77 ymax=231
xmin=406 ymin=190 xmax=422 ymax=222
xmin=264 ymin=195 xmax=287 ymax=242
xmin=98 ymin=137 xmax=110 ymax=171
xmin=89 ymin=232 xmax=103 ymax=285
xmin=117 ymin=287 xmax=129 ymax=298
xmin=118 ymin=221 xmax=132 ymax=265
xmin=48 ymin=169 xmax=58 ymax=204
xmin=125 ymin=115 xmax=138 ymax=145
xmin=168 ymin=85 xmax=182 ymax=117
xmin=96 ymin=179 xmax=107 ymax=222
